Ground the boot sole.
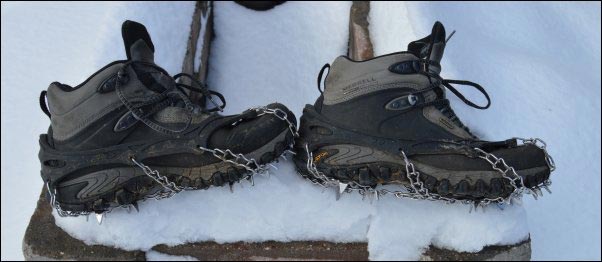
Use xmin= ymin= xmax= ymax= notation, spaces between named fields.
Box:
xmin=294 ymin=144 xmax=550 ymax=202
xmin=49 ymin=129 xmax=294 ymax=213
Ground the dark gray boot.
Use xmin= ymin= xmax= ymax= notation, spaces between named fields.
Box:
xmin=39 ymin=20 xmax=297 ymax=216
xmin=294 ymin=22 xmax=554 ymax=205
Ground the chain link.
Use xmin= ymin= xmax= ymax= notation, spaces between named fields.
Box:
xmin=300 ymin=137 xmax=555 ymax=210
xmin=131 ymin=157 xmax=184 ymax=194
xmin=251 ymin=106 xmax=300 ymax=138
xmin=49 ymin=106 xmax=298 ymax=217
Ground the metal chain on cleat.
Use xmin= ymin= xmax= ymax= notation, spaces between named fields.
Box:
xmin=197 ymin=147 xmax=270 ymax=182
xmin=131 ymin=157 xmax=184 ymax=195
xmin=250 ymin=106 xmax=300 ymax=138
xmin=513 ymin=137 xmax=555 ymax=195
xmin=197 ymin=106 xmax=299 ymax=184
xmin=300 ymin=137 xmax=555 ymax=210
xmin=49 ymin=106 xmax=298 ymax=218
xmin=46 ymin=182 xmax=91 ymax=217
xmin=473 ymin=147 xmax=526 ymax=204
xmin=514 ymin=137 xmax=556 ymax=172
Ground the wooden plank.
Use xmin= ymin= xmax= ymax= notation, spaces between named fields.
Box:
xmin=181 ymin=1 xmax=214 ymax=105
xmin=348 ymin=1 xmax=374 ymax=61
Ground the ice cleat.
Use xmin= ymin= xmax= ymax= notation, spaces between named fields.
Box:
xmin=39 ymin=20 xmax=296 ymax=216
xmin=294 ymin=21 xmax=554 ymax=205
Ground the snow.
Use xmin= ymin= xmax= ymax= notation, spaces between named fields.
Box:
xmin=0 ymin=2 xmax=194 ymax=260
xmin=194 ymin=4 xmax=211 ymax=72
xmin=1 ymin=1 xmax=600 ymax=261
xmin=370 ymin=2 xmax=601 ymax=260
xmin=146 ymin=250 xmax=198 ymax=261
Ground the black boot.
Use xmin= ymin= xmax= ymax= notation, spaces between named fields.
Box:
xmin=294 ymin=22 xmax=554 ymax=204
xmin=39 ymin=20 xmax=297 ymax=216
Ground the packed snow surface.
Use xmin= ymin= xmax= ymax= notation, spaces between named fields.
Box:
xmin=1 ymin=1 xmax=195 ymax=260
xmin=1 ymin=1 xmax=600 ymax=261
xmin=146 ymin=250 xmax=198 ymax=261
xmin=370 ymin=2 xmax=601 ymax=260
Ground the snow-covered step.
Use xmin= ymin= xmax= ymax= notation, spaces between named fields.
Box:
xmin=23 ymin=188 xmax=531 ymax=261
xmin=18 ymin=2 xmax=555 ymax=261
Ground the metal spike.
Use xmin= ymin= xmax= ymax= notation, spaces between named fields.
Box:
xmin=469 ymin=204 xmax=474 ymax=213
xmin=511 ymin=197 xmax=523 ymax=206
xmin=374 ymin=190 xmax=380 ymax=201
xmin=127 ymin=205 xmax=132 ymax=214
xmin=86 ymin=214 xmax=90 ymax=222
xmin=131 ymin=202 xmax=139 ymax=213
xmin=269 ymin=163 xmax=278 ymax=170
xmin=535 ymin=187 xmax=543 ymax=197
xmin=530 ymin=190 xmax=539 ymax=200
xmin=496 ymin=203 xmax=505 ymax=211
xmin=229 ymin=182 xmax=234 ymax=193
xmin=280 ymin=154 xmax=288 ymax=161
xmin=95 ymin=213 xmax=104 ymax=225
xmin=338 ymin=182 xmax=348 ymax=195
xmin=543 ymin=185 xmax=552 ymax=194
xmin=249 ymin=175 xmax=255 ymax=186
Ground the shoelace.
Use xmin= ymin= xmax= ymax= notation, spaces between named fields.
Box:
xmin=115 ymin=61 xmax=226 ymax=135
xmin=417 ymin=59 xmax=490 ymax=137
xmin=315 ymin=59 xmax=489 ymax=137
xmin=173 ymin=72 xmax=226 ymax=113
xmin=40 ymin=61 xmax=226 ymax=136
xmin=416 ymin=31 xmax=490 ymax=137
xmin=315 ymin=61 xmax=489 ymax=138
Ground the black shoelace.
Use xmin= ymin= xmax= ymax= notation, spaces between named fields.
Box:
xmin=115 ymin=61 xmax=226 ymax=135
xmin=315 ymin=60 xmax=489 ymax=138
xmin=413 ymin=61 xmax=490 ymax=136
xmin=416 ymin=34 xmax=491 ymax=137
xmin=40 ymin=61 xmax=226 ymax=136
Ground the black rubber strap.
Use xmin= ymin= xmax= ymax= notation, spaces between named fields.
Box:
xmin=317 ymin=63 xmax=330 ymax=94
xmin=39 ymin=90 xmax=51 ymax=118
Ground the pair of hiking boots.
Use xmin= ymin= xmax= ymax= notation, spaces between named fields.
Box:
xmin=39 ymin=21 xmax=554 ymax=217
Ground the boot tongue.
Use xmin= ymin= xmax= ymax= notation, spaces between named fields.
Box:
xmin=122 ymin=20 xmax=155 ymax=63
xmin=121 ymin=20 xmax=173 ymax=93
xmin=407 ymin=21 xmax=446 ymax=64
xmin=409 ymin=22 xmax=474 ymax=137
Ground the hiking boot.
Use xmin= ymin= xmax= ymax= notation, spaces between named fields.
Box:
xmin=39 ymin=20 xmax=296 ymax=216
xmin=294 ymin=22 xmax=554 ymax=204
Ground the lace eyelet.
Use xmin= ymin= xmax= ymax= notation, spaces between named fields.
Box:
xmin=407 ymin=94 xmax=418 ymax=106
xmin=117 ymin=69 xmax=129 ymax=84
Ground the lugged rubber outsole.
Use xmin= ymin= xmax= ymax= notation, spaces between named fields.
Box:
xmin=293 ymin=144 xmax=551 ymax=202
xmin=52 ymin=129 xmax=295 ymax=213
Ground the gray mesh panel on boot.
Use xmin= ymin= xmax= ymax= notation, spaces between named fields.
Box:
xmin=47 ymin=64 xmax=156 ymax=141
xmin=322 ymin=53 xmax=439 ymax=105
